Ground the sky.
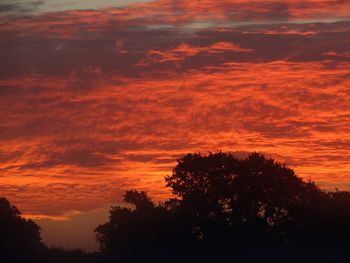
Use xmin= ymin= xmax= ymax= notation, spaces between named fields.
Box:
xmin=1 ymin=0 xmax=350 ymax=251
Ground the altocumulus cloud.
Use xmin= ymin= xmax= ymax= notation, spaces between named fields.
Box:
xmin=0 ymin=0 xmax=350 ymax=221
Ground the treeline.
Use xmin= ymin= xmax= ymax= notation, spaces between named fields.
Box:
xmin=2 ymin=152 xmax=350 ymax=262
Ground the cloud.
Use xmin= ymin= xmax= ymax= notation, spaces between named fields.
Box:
xmin=323 ymin=51 xmax=350 ymax=59
xmin=141 ymin=41 xmax=254 ymax=64
xmin=1 ymin=0 xmax=350 ymax=224
xmin=2 ymin=60 xmax=350 ymax=217
xmin=0 ymin=1 xmax=43 ymax=14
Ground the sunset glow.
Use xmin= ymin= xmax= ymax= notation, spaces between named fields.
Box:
xmin=1 ymin=0 xmax=350 ymax=250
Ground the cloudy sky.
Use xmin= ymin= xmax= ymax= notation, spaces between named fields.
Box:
xmin=1 ymin=0 xmax=350 ymax=250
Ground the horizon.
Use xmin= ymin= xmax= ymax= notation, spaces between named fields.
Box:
xmin=1 ymin=0 xmax=350 ymax=251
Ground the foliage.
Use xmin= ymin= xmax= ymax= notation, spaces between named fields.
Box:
xmin=0 ymin=197 xmax=43 ymax=262
xmin=95 ymin=152 xmax=350 ymax=261
xmin=3 ymin=152 xmax=350 ymax=262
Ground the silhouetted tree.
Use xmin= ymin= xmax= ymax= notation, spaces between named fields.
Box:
xmin=165 ymin=152 xmax=329 ymax=248
xmin=96 ymin=152 xmax=350 ymax=262
xmin=95 ymin=190 xmax=195 ymax=261
xmin=0 ymin=197 xmax=104 ymax=262
xmin=0 ymin=197 xmax=44 ymax=262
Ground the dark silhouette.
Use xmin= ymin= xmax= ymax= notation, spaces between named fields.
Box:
xmin=3 ymin=152 xmax=350 ymax=262
xmin=0 ymin=197 xmax=44 ymax=262
xmin=95 ymin=152 xmax=350 ymax=262
xmin=0 ymin=197 xmax=101 ymax=262
xmin=44 ymin=247 xmax=100 ymax=263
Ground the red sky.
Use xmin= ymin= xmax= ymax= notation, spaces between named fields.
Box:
xmin=1 ymin=0 xmax=350 ymax=250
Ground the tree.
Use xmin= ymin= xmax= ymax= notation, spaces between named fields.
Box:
xmin=0 ymin=197 xmax=44 ymax=261
xmin=95 ymin=152 xmax=350 ymax=261
xmin=165 ymin=152 xmax=330 ymax=248
xmin=95 ymin=190 xmax=195 ymax=261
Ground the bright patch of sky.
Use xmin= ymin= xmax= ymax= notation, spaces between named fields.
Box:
xmin=0 ymin=0 xmax=152 ymax=16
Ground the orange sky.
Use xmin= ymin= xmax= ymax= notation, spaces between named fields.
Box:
xmin=1 ymin=0 xmax=350 ymax=251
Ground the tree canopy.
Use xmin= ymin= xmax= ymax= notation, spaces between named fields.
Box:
xmin=0 ymin=197 xmax=44 ymax=261
xmin=2 ymin=152 xmax=350 ymax=262
xmin=95 ymin=152 xmax=350 ymax=262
